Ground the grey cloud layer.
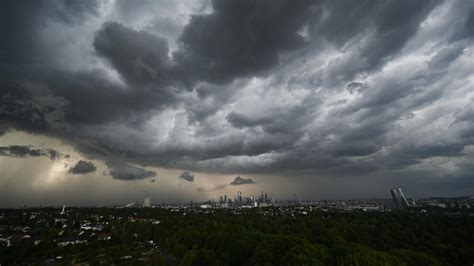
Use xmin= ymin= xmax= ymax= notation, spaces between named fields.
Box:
xmin=1 ymin=0 xmax=474 ymax=195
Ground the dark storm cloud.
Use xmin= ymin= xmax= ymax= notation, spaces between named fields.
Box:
xmin=69 ymin=160 xmax=97 ymax=175
xmin=315 ymin=0 xmax=440 ymax=86
xmin=1 ymin=0 xmax=474 ymax=198
xmin=0 ymin=124 xmax=9 ymax=136
xmin=92 ymin=0 xmax=320 ymax=86
xmin=427 ymin=43 xmax=466 ymax=70
xmin=330 ymin=142 xmax=381 ymax=158
xmin=346 ymin=82 xmax=366 ymax=94
xmin=449 ymin=6 xmax=474 ymax=41
xmin=311 ymin=1 xmax=378 ymax=45
xmin=462 ymin=9 xmax=474 ymax=38
xmin=226 ymin=104 xmax=313 ymax=135
xmin=174 ymin=0 xmax=319 ymax=84
xmin=0 ymin=145 xmax=61 ymax=160
xmin=226 ymin=112 xmax=271 ymax=129
xmin=230 ymin=176 xmax=256 ymax=186
xmin=0 ymin=80 xmax=69 ymax=132
xmin=0 ymin=145 xmax=42 ymax=157
xmin=47 ymin=149 xmax=60 ymax=160
xmin=179 ymin=171 xmax=194 ymax=182
xmin=94 ymin=22 xmax=174 ymax=85
xmin=50 ymin=70 xmax=176 ymax=125
xmin=0 ymin=62 xmax=178 ymax=136
xmin=1 ymin=0 xmax=100 ymax=66
xmin=106 ymin=161 xmax=156 ymax=181
xmin=364 ymin=1 xmax=438 ymax=68
xmin=453 ymin=100 xmax=474 ymax=125
xmin=1 ymin=4 xmax=179 ymax=132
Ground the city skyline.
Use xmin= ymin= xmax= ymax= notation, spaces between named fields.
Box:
xmin=1 ymin=0 xmax=474 ymax=207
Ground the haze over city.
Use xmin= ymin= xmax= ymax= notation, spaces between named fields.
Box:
xmin=1 ymin=0 xmax=474 ymax=207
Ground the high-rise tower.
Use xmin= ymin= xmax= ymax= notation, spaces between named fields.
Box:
xmin=143 ymin=196 xmax=152 ymax=208
xmin=390 ymin=188 xmax=409 ymax=209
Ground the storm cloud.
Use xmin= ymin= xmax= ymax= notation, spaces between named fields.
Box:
xmin=94 ymin=21 xmax=174 ymax=85
xmin=179 ymin=171 xmax=195 ymax=182
xmin=230 ymin=176 xmax=256 ymax=186
xmin=106 ymin=161 xmax=156 ymax=181
xmin=1 ymin=0 xmax=474 ymax=198
xmin=174 ymin=0 xmax=319 ymax=84
xmin=69 ymin=160 xmax=97 ymax=175
xmin=0 ymin=145 xmax=42 ymax=157
xmin=0 ymin=145 xmax=61 ymax=160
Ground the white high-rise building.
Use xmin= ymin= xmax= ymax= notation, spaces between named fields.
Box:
xmin=390 ymin=188 xmax=409 ymax=209
xmin=143 ymin=196 xmax=152 ymax=208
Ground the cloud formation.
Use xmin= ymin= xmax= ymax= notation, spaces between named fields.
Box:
xmin=0 ymin=145 xmax=61 ymax=160
xmin=106 ymin=161 xmax=156 ymax=181
xmin=179 ymin=171 xmax=194 ymax=182
xmin=174 ymin=0 xmax=319 ymax=84
xmin=0 ymin=145 xmax=42 ymax=157
xmin=230 ymin=176 xmax=256 ymax=186
xmin=94 ymin=21 xmax=174 ymax=86
xmin=1 ymin=0 xmax=474 ymax=196
xmin=69 ymin=160 xmax=97 ymax=175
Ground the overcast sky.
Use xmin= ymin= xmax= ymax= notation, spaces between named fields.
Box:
xmin=1 ymin=0 xmax=473 ymax=207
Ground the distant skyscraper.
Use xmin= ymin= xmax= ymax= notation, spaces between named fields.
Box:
xmin=390 ymin=188 xmax=409 ymax=209
xmin=397 ymin=188 xmax=410 ymax=208
xmin=238 ymin=191 xmax=242 ymax=205
xmin=143 ymin=196 xmax=152 ymax=208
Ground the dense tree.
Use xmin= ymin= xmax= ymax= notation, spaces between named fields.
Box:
xmin=1 ymin=207 xmax=473 ymax=265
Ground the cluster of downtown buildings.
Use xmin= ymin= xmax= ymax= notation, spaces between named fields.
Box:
xmin=137 ymin=187 xmax=473 ymax=211
xmin=212 ymin=190 xmax=273 ymax=208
